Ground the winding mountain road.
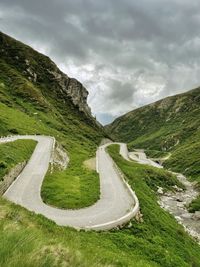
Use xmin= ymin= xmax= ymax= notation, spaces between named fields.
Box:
xmin=1 ymin=135 xmax=139 ymax=230
xmin=129 ymin=150 xmax=163 ymax=168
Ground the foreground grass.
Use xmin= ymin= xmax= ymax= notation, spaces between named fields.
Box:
xmin=0 ymin=197 xmax=157 ymax=267
xmin=0 ymin=139 xmax=37 ymax=180
xmin=0 ymin=143 xmax=200 ymax=266
xmin=41 ymin=156 xmax=100 ymax=209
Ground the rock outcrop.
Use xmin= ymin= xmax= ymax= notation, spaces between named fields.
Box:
xmin=46 ymin=68 xmax=92 ymax=117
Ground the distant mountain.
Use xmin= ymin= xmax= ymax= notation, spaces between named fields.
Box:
xmin=106 ymin=88 xmax=200 ymax=183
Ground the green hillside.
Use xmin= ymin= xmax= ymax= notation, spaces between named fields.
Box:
xmin=0 ymin=31 xmax=106 ymax=208
xmin=1 ymin=32 xmax=200 ymax=266
xmin=106 ymin=88 xmax=200 ymax=211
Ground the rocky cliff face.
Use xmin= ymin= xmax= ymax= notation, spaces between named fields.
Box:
xmin=0 ymin=31 xmax=93 ymax=120
xmin=46 ymin=68 xmax=92 ymax=117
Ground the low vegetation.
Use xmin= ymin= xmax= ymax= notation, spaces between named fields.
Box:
xmin=41 ymin=160 xmax=99 ymax=209
xmin=0 ymin=139 xmax=36 ymax=180
xmin=189 ymin=196 xmax=200 ymax=213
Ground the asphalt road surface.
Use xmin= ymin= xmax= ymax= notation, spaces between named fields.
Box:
xmin=1 ymin=136 xmax=139 ymax=230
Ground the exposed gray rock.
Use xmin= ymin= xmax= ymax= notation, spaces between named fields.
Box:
xmin=193 ymin=212 xmax=200 ymax=221
xmin=26 ymin=67 xmax=37 ymax=82
xmin=172 ymin=185 xmax=183 ymax=192
xmin=135 ymin=211 xmax=143 ymax=223
xmin=68 ymin=78 xmax=91 ymax=117
xmin=182 ymin=213 xmax=192 ymax=219
xmin=176 ymin=197 xmax=183 ymax=202
xmin=51 ymin=142 xmax=69 ymax=171
xmin=25 ymin=59 xmax=30 ymax=66
xmin=157 ymin=186 xmax=164 ymax=194
xmin=46 ymin=68 xmax=92 ymax=118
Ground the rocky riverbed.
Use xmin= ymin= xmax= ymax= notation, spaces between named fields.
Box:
xmin=158 ymin=173 xmax=200 ymax=244
xmin=130 ymin=149 xmax=200 ymax=244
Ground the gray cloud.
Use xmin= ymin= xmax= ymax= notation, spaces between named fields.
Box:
xmin=0 ymin=0 xmax=200 ymax=124
xmin=107 ymin=80 xmax=136 ymax=105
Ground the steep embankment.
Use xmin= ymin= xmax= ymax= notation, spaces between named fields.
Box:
xmin=107 ymin=88 xmax=200 ymax=211
xmin=0 ymin=31 xmax=106 ymax=208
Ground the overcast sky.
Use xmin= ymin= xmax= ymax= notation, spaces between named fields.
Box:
xmin=0 ymin=0 xmax=200 ymax=124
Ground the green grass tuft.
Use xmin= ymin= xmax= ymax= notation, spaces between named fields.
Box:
xmin=0 ymin=139 xmax=37 ymax=180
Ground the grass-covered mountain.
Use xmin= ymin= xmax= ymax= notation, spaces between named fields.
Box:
xmin=0 ymin=31 xmax=101 ymax=128
xmin=0 ymin=31 xmax=108 ymax=208
xmin=1 ymin=32 xmax=200 ymax=266
xmin=106 ymin=88 xmax=200 ymax=211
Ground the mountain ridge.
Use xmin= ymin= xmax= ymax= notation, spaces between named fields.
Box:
xmin=0 ymin=31 xmax=100 ymax=126
xmin=106 ymin=87 xmax=200 ymax=141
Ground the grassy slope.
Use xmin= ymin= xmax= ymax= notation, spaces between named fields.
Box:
xmin=41 ymin=160 xmax=99 ymax=209
xmin=0 ymin=88 xmax=101 ymax=209
xmin=0 ymin=31 xmax=105 ymax=209
xmin=189 ymin=196 xmax=200 ymax=213
xmin=0 ymin=76 xmax=101 ymax=209
xmin=0 ymin=140 xmax=36 ymax=180
xmin=1 ymin=143 xmax=200 ymax=267
xmin=107 ymin=145 xmax=200 ymax=266
xmin=107 ymin=88 xmax=200 ymax=211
